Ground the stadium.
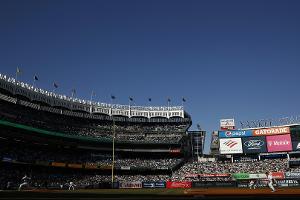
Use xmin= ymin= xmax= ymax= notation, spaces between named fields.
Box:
xmin=1 ymin=72 xmax=300 ymax=199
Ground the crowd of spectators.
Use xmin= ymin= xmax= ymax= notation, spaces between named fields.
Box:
xmin=171 ymin=158 xmax=289 ymax=181
xmin=0 ymin=100 xmax=186 ymax=143
xmin=1 ymin=157 xmax=300 ymax=190
xmin=0 ymin=141 xmax=181 ymax=170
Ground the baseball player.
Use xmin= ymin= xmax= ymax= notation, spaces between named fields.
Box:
xmin=18 ymin=174 xmax=31 ymax=191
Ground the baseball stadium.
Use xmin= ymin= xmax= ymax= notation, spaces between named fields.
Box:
xmin=1 ymin=72 xmax=300 ymax=199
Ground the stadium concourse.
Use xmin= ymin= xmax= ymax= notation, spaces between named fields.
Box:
xmin=1 ymin=73 xmax=300 ymax=199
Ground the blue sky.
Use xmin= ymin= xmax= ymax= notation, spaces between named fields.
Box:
xmin=1 ymin=0 xmax=300 ymax=153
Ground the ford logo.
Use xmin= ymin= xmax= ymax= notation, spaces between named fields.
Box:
xmin=244 ymin=140 xmax=264 ymax=148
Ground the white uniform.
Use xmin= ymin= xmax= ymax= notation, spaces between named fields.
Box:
xmin=18 ymin=175 xmax=31 ymax=191
xmin=267 ymin=174 xmax=276 ymax=192
xmin=249 ymin=180 xmax=256 ymax=189
xmin=68 ymin=181 xmax=76 ymax=190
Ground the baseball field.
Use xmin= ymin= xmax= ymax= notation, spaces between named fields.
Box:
xmin=1 ymin=187 xmax=300 ymax=199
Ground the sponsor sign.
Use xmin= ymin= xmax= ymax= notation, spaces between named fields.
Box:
xmin=119 ymin=182 xmax=142 ymax=189
xmin=285 ymin=171 xmax=300 ymax=179
xmin=292 ymin=141 xmax=300 ymax=151
xmin=220 ymin=119 xmax=235 ymax=130
xmin=121 ymin=166 xmax=131 ymax=170
xmin=193 ymin=181 xmax=236 ymax=188
xmin=271 ymin=172 xmax=285 ymax=179
xmin=248 ymin=174 xmax=267 ymax=179
xmin=219 ymin=138 xmax=243 ymax=154
xmin=67 ymin=163 xmax=83 ymax=168
xmin=232 ymin=173 xmax=250 ymax=180
xmin=253 ymin=127 xmax=290 ymax=136
xmin=51 ymin=162 xmax=66 ymax=167
xmin=166 ymin=181 xmax=191 ymax=188
xmin=199 ymin=174 xmax=230 ymax=178
xmin=277 ymin=179 xmax=300 ymax=187
xmin=242 ymin=136 xmax=267 ymax=154
xmin=266 ymin=134 xmax=292 ymax=152
xmin=219 ymin=130 xmax=252 ymax=138
xmin=142 ymin=182 xmax=166 ymax=188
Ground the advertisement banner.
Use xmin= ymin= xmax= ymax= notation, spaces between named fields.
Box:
xmin=277 ymin=180 xmax=300 ymax=187
xmin=242 ymin=136 xmax=267 ymax=154
xmin=142 ymin=182 xmax=166 ymax=188
xmin=193 ymin=181 xmax=236 ymax=188
xmin=292 ymin=141 xmax=300 ymax=151
xmin=199 ymin=174 xmax=231 ymax=178
xmin=67 ymin=163 xmax=83 ymax=168
xmin=220 ymin=119 xmax=235 ymax=130
xmin=271 ymin=172 xmax=285 ymax=179
xmin=84 ymin=164 xmax=98 ymax=169
xmin=266 ymin=134 xmax=292 ymax=152
xmin=166 ymin=181 xmax=191 ymax=188
xmin=119 ymin=182 xmax=142 ymax=189
xmin=219 ymin=138 xmax=243 ymax=154
xmin=120 ymin=166 xmax=131 ymax=170
xmin=285 ymin=171 xmax=300 ymax=179
xmin=232 ymin=173 xmax=250 ymax=180
xmin=51 ymin=162 xmax=66 ymax=167
xmin=248 ymin=174 xmax=267 ymax=179
xmin=253 ymin=127 xmax=290 ymax=136
xmin=219 ymin=130 xmax=252 ymax=138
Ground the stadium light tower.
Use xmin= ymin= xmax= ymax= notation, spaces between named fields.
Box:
xmin=111 ymin=95 xmax=116 ymax=188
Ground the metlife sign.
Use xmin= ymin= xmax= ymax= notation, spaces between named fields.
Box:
xmin=219 ymin=130 xmax=252 ymax=138
xmin=242 ymin=136 xmax=267 ymax=154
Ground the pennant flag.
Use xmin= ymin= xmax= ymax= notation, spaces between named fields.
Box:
xmin=111 ymin=95 xmax=116 ymax=100
xmin=167 ymin=98 xmax=171 ymax=102
xmin=53 ymin=82 xmax=58 ymax=88
xmin=129 ymin=97 xmax=133 ymax=101
xmin=34 ymin=75 xmax=38 ymax=81
xmin=148 ymin=98 xmax=152 ymax=102
xmin=182 ymin=97 xmax=186 ymax=102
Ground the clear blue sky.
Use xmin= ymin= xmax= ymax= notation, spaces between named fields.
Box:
xmin=1 ymin=0 xmax=300 ymax=153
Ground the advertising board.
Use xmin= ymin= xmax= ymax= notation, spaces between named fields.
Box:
xmin=219 ymin=138 xmax=243 ymax=154
xmin=253 ymin=127 xmax=290 ymax=136
xmin=220 ymin=119 xmax=235 ymax=130
xmin=166 ymin=181 xmax=191 ymax=188
xmin=242 ymin=136 xmax=267 ymax=154
xmin=266 ymin=134 xmax=292 ymax=152
xmin=219 ymin=130 xmax=252 ymax=138
xmin=142 ymin=182 xmax=166 ymax=188
xmin=119 ymin=182 xmax=142 ymax=189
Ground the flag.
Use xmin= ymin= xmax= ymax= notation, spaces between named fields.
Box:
xmin=53 ymin=82 xmax=58 ymax=88
xmin=129 ymin=97 xmax=133 ymax=101
xmin=34 ymin=75 xmax=38 ymax=81
xmin=111 ymin=95 xmax=116 ymax=100
xmin=167 ymin=98 xmax=171 ymax=102
xmin=16 ymin=67 xmax=21 ymax=74
xmin=182 ymin=97 xmax=186 ymax=102
xmin=71 ymin=89 xmax=76 ymax=94
xmin=148 ymin=98 xmax=152 ymax=102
